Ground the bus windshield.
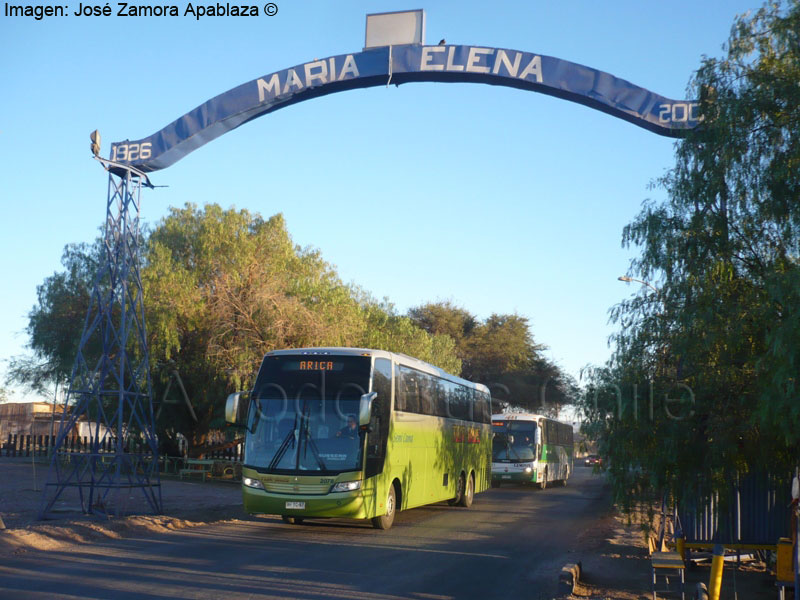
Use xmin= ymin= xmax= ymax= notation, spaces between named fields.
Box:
xmin=492 ymin=421 xmax=537 ymax=462
xmin=245 ymin=355 xmax=371 ymax=474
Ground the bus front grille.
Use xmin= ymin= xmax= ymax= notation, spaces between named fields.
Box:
xmin=263 ymin=482 xmax=330 ymax=495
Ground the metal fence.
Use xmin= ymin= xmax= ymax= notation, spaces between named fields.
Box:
xmin=3 ymin=433 xmax=58 ymax=457
xmin=2 ymin=432 xmax=244 ymax=463
xmin=679 ymin=472 xmax=791 ymax=546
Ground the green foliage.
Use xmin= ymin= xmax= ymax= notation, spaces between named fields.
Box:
xmin=146 ymin=203 xmax=464 ymax=447
xmin=6 ymin=241 xmax=103 ymax=396
xmin=408 ymin=301 xmax=577 ymax=414
xmin=467 ymin=314 xmax=543 ymax=379
xmin=14 ymin=203 xmax=461 ymax=452
xmin=580 ymin=0 xmax=800 ymax=510
xmin=359 ymin=300 xmax=461 ymax=374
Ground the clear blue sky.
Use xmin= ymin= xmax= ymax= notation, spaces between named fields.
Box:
xmin=0 ymin=0 xmax=759 ymax=402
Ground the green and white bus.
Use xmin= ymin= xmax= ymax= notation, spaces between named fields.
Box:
xmin=226 ymin=348 xmax=492 ymax=529
xmin=491 ymin=413 xmax=573 ymax=488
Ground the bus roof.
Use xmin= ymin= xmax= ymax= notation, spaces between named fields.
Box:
xmin=264 ymin=347 xmax=489 ymax=394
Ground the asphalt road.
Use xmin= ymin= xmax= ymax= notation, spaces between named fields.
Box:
xmin=0 ymin=468 xmax=608 ymax=600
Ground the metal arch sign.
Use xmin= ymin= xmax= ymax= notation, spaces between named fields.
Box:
xmin=109 ymin=44 xmax=701 ymax=174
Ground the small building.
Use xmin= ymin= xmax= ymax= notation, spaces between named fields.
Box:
xmin=0 ymin=402 xmax=64 ymax=441
xmin=0 ymin=402 xmax=110 ymax=444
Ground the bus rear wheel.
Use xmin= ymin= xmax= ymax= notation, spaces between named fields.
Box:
xmin=458 ymin=473 xmax=474 ymax=508
xmin=371 ymin=484 xmax=396 ymax=530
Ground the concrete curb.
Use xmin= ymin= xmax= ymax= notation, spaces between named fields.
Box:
xmin=558 ymin=561 xmax=582 ymax=596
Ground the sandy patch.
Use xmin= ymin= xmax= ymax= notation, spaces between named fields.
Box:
xmin=0 ymin=512 xmax=242 ymax=555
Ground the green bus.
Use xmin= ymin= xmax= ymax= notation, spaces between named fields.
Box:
xmin=491 ymin=413 xmax=573 ymax=488
xmin=225 ymin=348 xmax=492 ymax=529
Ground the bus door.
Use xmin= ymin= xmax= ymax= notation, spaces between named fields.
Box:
xmin=366 ymin=357 xmax=391 ymax=480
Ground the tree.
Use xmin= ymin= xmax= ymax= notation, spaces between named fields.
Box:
xmin=467 ymin=313 xmax=542 ymax=380
xmin=580 ymin=0 xmax=800 ymax=510
xmin=145 ymin=204 xmax=461 ymax=450
xmin=16 ymin=203 xmax=461 ymax=454
xmin=6 ymin=241 xmax=102 ymax=398
xmin=409 ymin=301 xmax=577 ymax=412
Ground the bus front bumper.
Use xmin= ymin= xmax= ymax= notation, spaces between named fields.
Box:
xmin=242 ymin=485 xmax=367 ymax=518
xmin=492 ymin=467 xmax=537 ymax=483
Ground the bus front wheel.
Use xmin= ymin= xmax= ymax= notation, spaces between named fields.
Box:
xmin=540 ymin=469 xmax=548 ymax=490
xmin=458 ymin=473 xmax=474 ymax=508
xmin=281 ymin=515 xmax=304 ymax=525
xmin=371 ymin=484 xmax=396 ymax=530
xmin=448 ymin=473 xmax=465 ymax=506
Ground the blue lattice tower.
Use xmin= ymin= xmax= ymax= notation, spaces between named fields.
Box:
xmin=39 ymin=163 xmax=162 ymax=518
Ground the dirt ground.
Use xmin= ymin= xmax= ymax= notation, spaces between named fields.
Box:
xmin=0 ymin=456 xmax=245 ymax=555
xmin=0 ymin=458 xmax=785 ymax=599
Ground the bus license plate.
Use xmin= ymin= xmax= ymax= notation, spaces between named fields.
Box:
xmin=286 ymin=502 xmax=305 ymax=509
xmin=502 ymin=475 xmax=511 ymax=479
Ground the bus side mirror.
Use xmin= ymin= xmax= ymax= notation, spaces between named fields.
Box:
xmin=225 ymin=392 xmax=250 ymax=428
xmin=359 ymin=392 xmax=377 ymax=426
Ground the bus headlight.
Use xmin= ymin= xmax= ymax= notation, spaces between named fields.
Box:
xmin=243 ymin=477 xmax=265 ymax=490
xmin=330 ymin=480 xmax=361 ymax=493
xmin=524 ymin=467 xmax=532 ymax=474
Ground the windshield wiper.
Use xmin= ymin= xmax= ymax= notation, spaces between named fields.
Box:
xmin=267 ymin=412 xmax=298 ymax=471
xmin=303 ymin=431 xmax=327 ymax=471
xmin=501 ymin=436 xmax=521 ymax=461
xmin=298 ymin=399 xmax=327 ymax=471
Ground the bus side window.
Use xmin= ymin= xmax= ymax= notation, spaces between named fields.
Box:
xmin=477 ymin=391 xmax=490 ymax=423
xmin=448 ymin=384 xmax=468 ymax=420
xmin=397 ymin=365 xmax=421 ymax=414
xmin=394 ymin=364 xmax=406 ymax=411
xmin=461 ymin=387 xmax=472 ymax=421
xmin=435 ymin=380 xmax=449 ymax=418
xmin=366 ymin=358 xmax=392 ymax=478
xmin=418 ymin=372 xmax=435 ymax=415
